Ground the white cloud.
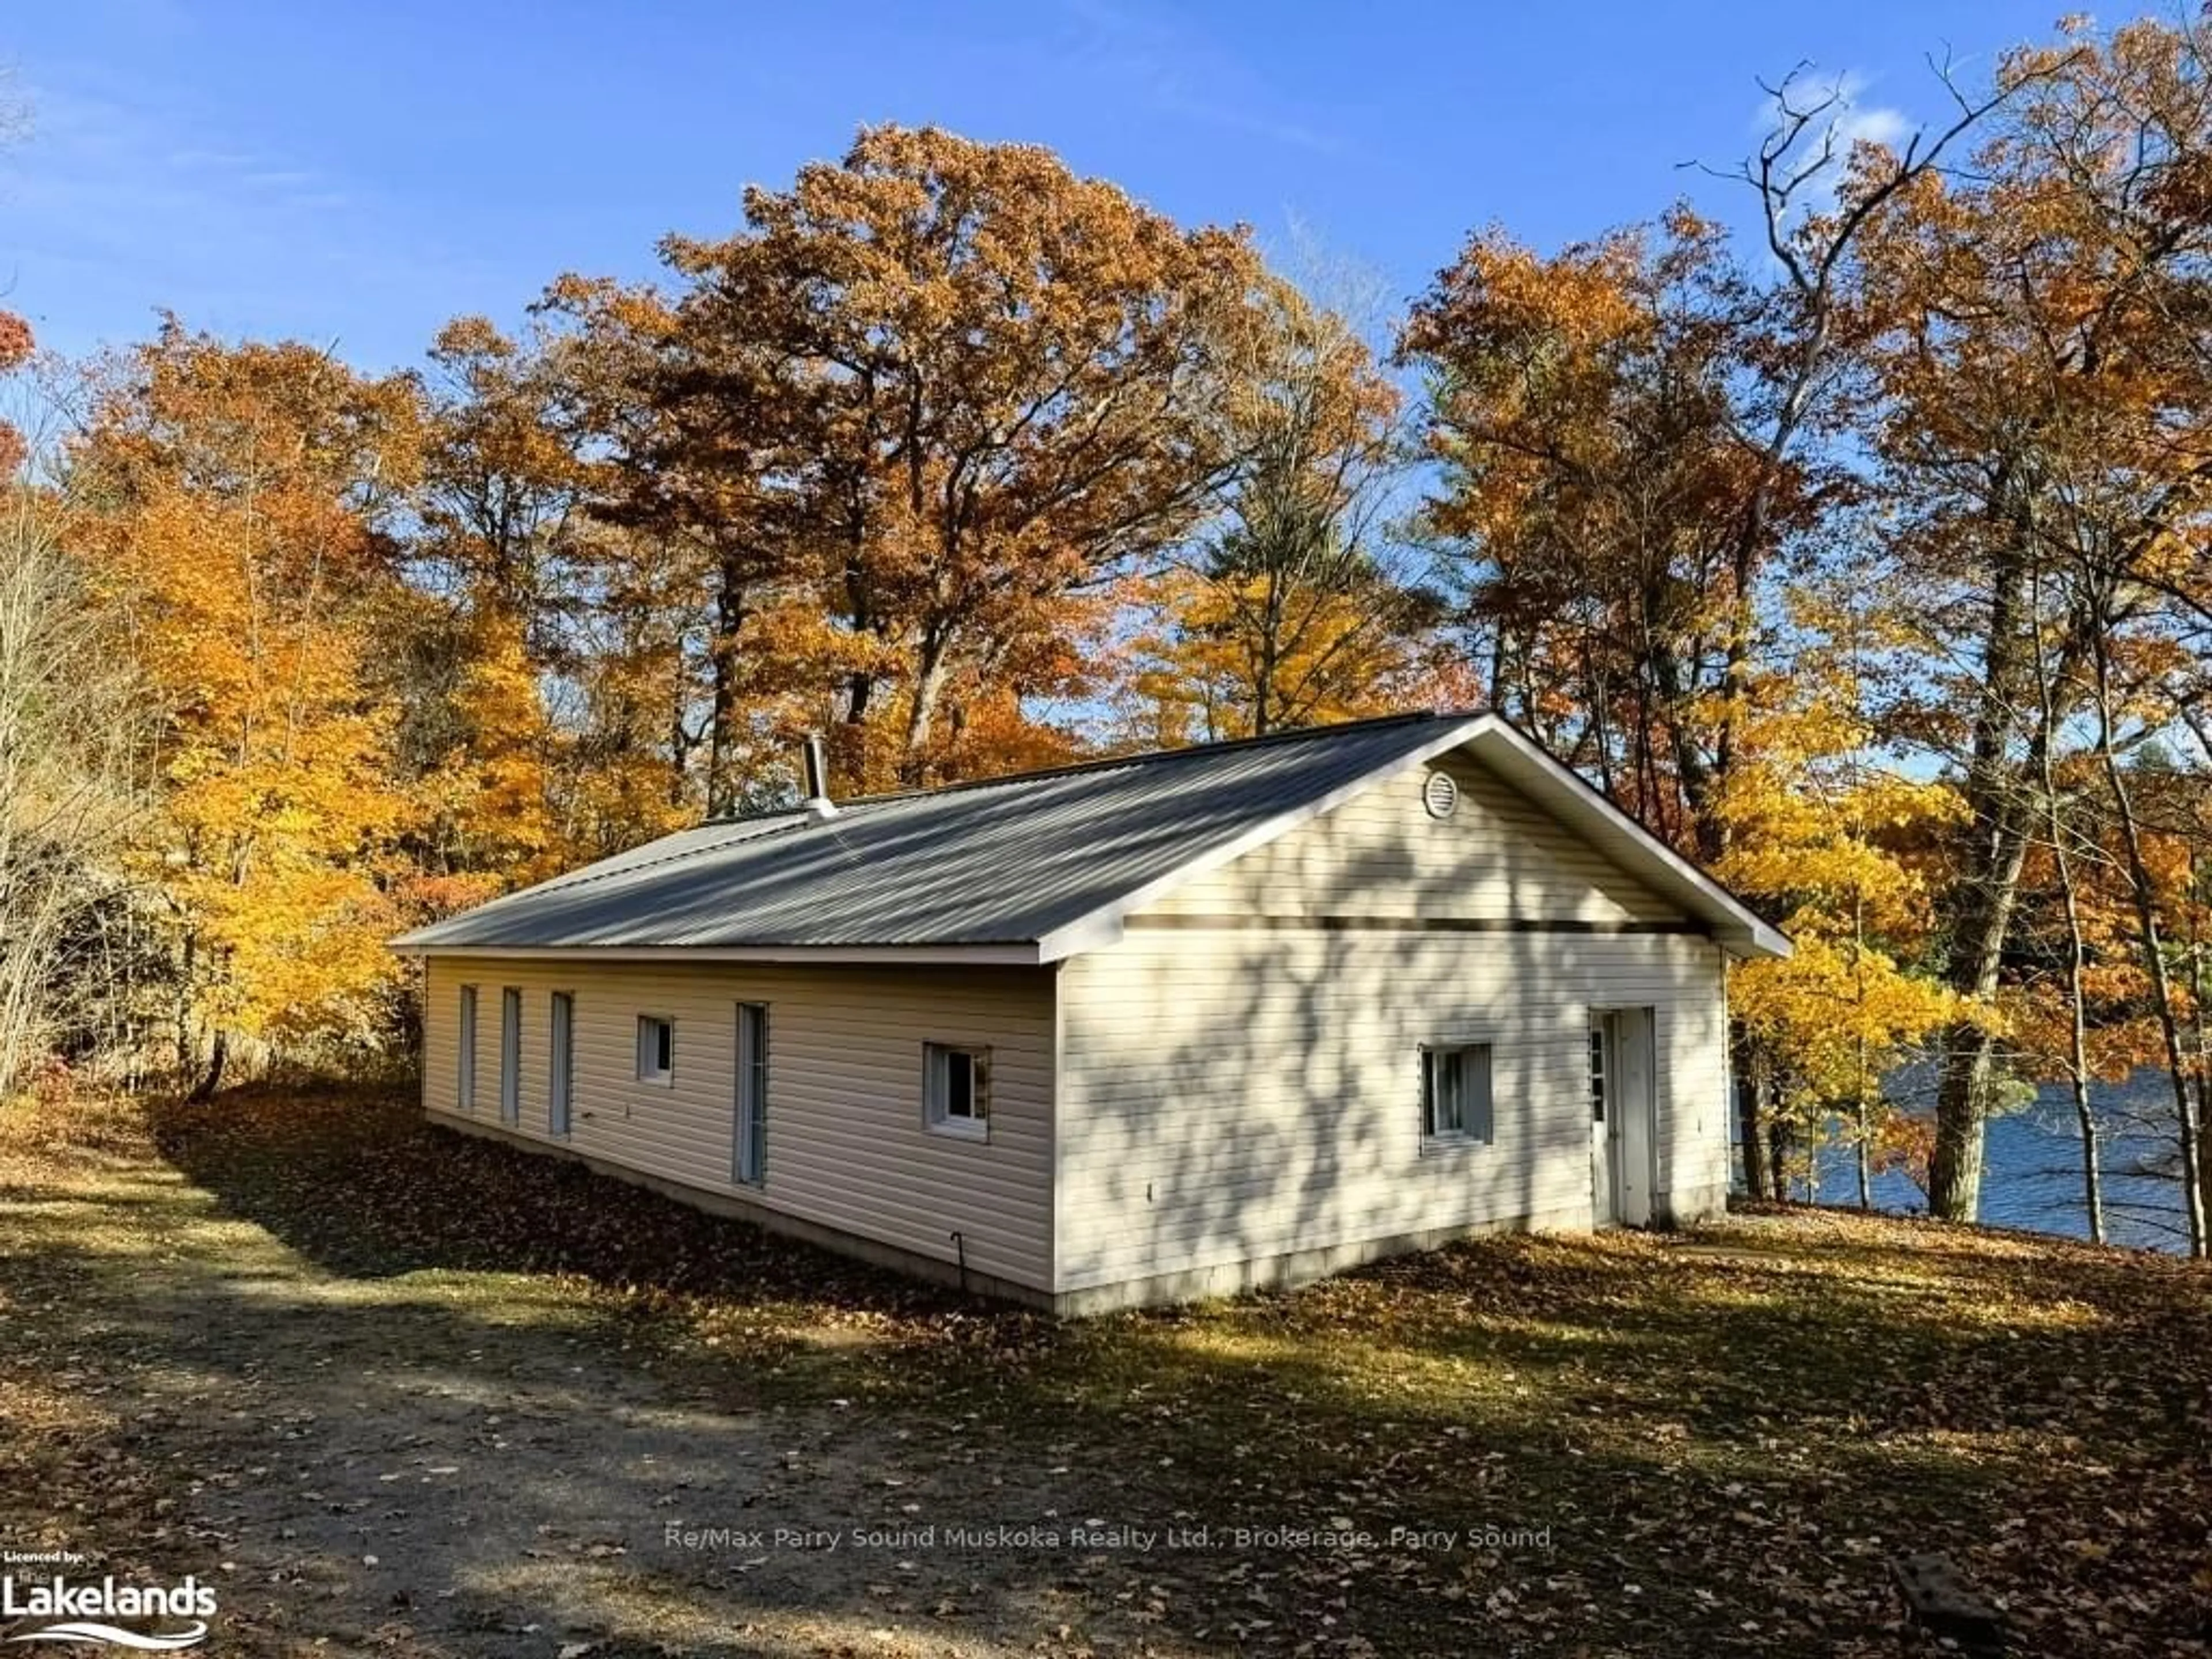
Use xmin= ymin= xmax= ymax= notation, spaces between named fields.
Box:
xmin=1825 ymin=70 xmax=1911 ymax=157
xmin=1745 ymin=67 xmax=1915 ymax=219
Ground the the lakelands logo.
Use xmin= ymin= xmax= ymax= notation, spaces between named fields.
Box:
xmin=1 ymin=1560 xmax=214 ymax=1650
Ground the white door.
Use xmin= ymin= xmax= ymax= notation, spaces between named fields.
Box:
xmin=499 ymin=988 xmax=522 ymax=1125
xmin=733 ymin=1002 xmax=767 ymax=1184
xmin=1590 ymin=1008 xmax=1657 ymax=1228
xmin=1589 ymin=1015 xmax=1617 ymax=1224
xmin=1615 ymin=1008 xmax=1656 ymax=1226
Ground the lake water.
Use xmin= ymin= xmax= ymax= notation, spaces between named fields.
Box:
xmin=1787 ymin=1070 xmax=2193 ymax=1254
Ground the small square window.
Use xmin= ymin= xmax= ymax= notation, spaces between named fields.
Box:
xmin=637 ymin=1014 xmax=675 ymax=1086
xmin=1422 ymin=1043 xmax=1494 ymax=1146
xmin=924 ymin=1043 xmax=989 ymax=1140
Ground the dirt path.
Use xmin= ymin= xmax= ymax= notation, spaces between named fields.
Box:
xmin=8 ymin=1086 xmax=2209 ymax=1659
xmin=0 ymin=1142 xmax=1190 ymax=1658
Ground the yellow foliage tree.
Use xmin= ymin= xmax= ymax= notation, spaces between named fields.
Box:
xmin=1127 ymin=567 xmax=1461 ymax=745
xmin=70 ymin=322 xmax=423 ymax=1090
xmin=1712 ymin=596 xmax=1978 ymax=1202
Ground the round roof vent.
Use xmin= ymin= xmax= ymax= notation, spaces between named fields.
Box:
xmin=1423 ymin=769 xmax=1460 ymax=820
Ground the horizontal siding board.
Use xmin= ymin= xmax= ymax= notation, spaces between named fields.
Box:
xmin=1055 ymin=928 xmax=1727 ymax=1293
xmin=422 ymin=956 xmax=1055 ymax=1287
xmin=1145 ymin=750 xmax=1681 ymax=924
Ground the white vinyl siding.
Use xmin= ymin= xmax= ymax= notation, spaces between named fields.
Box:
xmin=1052 ymin=735 xmax=1729 ymax=1297
xmin=421 ymin=961 xmax=1054 ymax=1290
xmin=1056 ymin=929 xmax=1728 ymax=1294
xmin=1143 ymin=749 xmax=1680 ymax=925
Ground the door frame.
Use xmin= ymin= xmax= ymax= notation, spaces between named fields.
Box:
xmin=733 ymin=1001 xmax=768 ymax=1185
xmin=1589 ymin=1006 xmax=1657 ymax=1227
xmin=548 ymin=990 xmax=574 ymax=1137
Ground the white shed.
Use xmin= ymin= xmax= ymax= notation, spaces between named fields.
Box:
xmin=393 ymin=711 xmax=1788 ymax=1312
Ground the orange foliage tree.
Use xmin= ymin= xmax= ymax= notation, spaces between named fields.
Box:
xmin=638 ymin=124 xmax=1270 ymax=794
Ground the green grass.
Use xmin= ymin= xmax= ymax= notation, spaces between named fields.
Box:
xmin=4 ymin=1080 xmax=2209 ymax=1657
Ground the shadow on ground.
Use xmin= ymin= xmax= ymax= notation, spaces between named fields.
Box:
xmin=0 ymin=1082 xmax=2203 ymax=1658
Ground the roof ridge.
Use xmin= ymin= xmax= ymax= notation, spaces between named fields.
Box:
xmin=704 ymin=708 xmax=1486 ymax=824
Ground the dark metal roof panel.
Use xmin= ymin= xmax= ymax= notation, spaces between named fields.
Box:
xmin=395 ymin=713 xmax=1472 ymax=950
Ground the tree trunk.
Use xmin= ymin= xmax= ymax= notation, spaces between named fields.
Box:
xmin=2047 ymin=762 xmax=2103 ymax=1245
xmin=703 ymin=565 xmax=748 ymax=818
xmin=1928 ymin=1043 xmax=1990 ymax=1224
xmin=2191 ymin=864 xmax=2212 ymax=1243
xmin=2033 ymin=578 xmax=2103 ymax=1246
xmin=187 ymin=1029 xmax=227 ymax=1102
xmin=1929 ymin=535 xmax=2040 ymax=1221
xmin=1856 ymin=1097 xmax=1874 ymax=1211
xmin=2089 ymin=617 xmax=2207 ymax=1256
xmin=1736 ymin=1030 xmax=1769 ymax=1199
xmin=900 ymin=630 xmax=954 ymax=787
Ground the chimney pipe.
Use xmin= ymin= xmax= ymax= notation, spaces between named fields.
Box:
xmin=800 ymin=733 xmax=837 ymax=820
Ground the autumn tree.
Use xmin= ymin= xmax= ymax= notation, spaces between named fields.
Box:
xmin=640 ymin=124 xmax=1268 ymax=793
xmin=1711 ymin=588 xmax=1970 ymax=1203
xmin=66 ymin=321 xmax=423 ymax=1093
xmin=0 ymin=316 xmax=154 ymax=1094
xmin=1404 ymin=50 xmax=2039 ymax=875
xmin=1858 ymin=17 xmax=2212 ymax=1229
xmin=1402 ymin=209 xmax=1793 ymax=854
xmin=1128 ymin=274 xmax=1454 ymax=743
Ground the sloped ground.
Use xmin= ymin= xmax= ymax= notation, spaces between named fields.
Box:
xmin=2 ymin=1082 xmax=2208 ymax=1658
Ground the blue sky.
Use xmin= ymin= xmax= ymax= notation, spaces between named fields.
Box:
xmin=6 ymin=0 xmax=2068 ymax=370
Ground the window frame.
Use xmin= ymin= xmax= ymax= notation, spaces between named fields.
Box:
xmin=922 ymin=1041 xmax=991 ymax=1142
xmin=1589 ymin=1025 xmax=1609 ymax=1124
xmin=1420 ymin=1039 xmax=1495 ymax=1150
xmin=457 ymin=984 xmax=479 ymax=1112
xmin=498 ymin=987 xmax=523 ymax=1124
xmin=548 ymin=990 xmax=574 ymax=1137
xmin=636 ymin=1013 xmax=676 ymax=1088
xmin=733 ymin=1002 xmax=768 ymax=1184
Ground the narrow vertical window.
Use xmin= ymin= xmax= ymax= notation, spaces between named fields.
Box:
xmin=548 ymin=991 xmax=574 ymax=1137
xmin=499 ymin=988 xmax=522 ymax=1124
xmin=457 ymin=985 xmax=478 ymax=1111
xmin=1589 ymin=1026 xmax=1609 ymax=1124
xmin=734 ymin=1002 xmax=768 ymax=1184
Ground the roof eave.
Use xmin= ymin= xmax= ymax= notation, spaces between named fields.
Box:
xmin=388 ymin=941 xmax=1049 ymax=967
xmin=1467 ymin=721 xmax=1792 ymax=961
xmin=1719 ymin=919 xmax=1794 ymax=961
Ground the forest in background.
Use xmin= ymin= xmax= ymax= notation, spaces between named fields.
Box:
xmin=4 ymin=13 xmax=2212 ymax=1253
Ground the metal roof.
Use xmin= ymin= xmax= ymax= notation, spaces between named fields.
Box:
xmin=393 ymin=712 xmax=1485 ymax=955
xmin=390 ymin=710 xmax=1791 ymax=963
